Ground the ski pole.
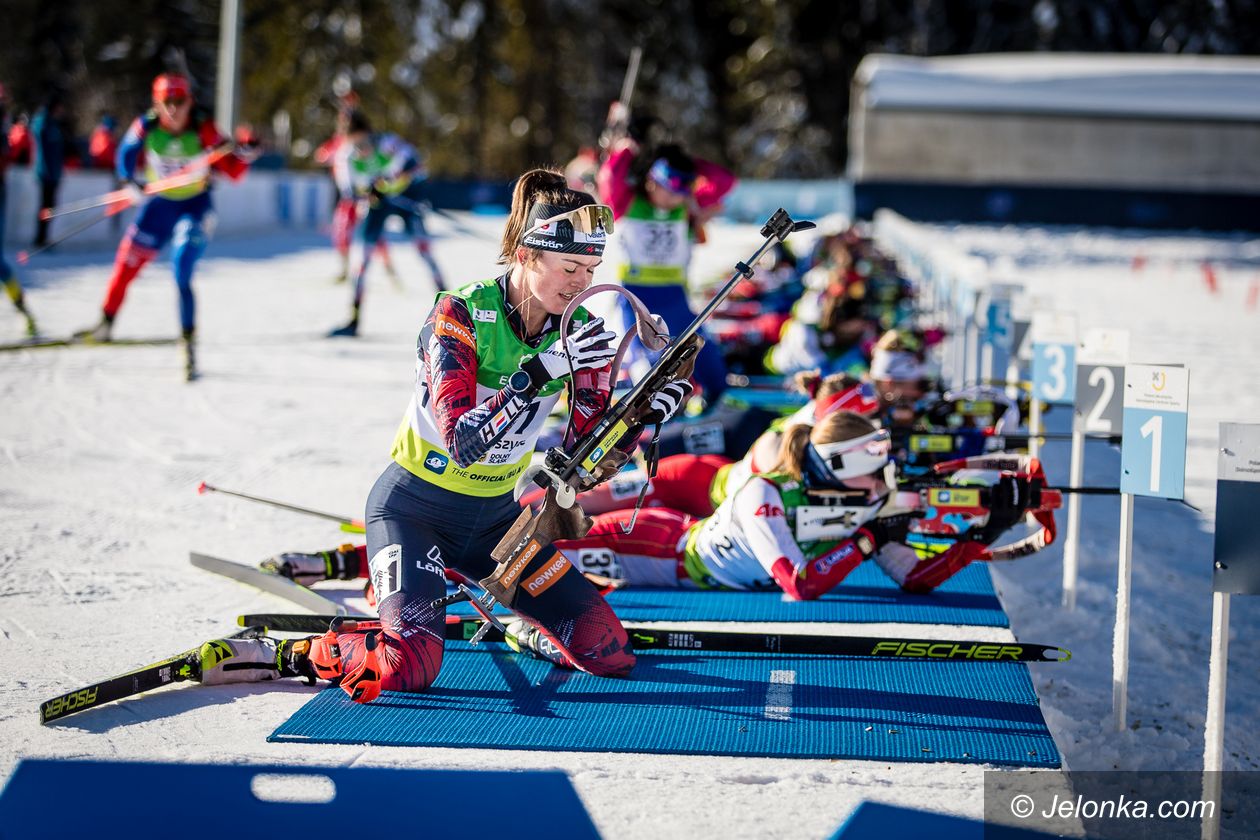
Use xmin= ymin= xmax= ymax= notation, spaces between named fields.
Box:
xmin=16 ymin=200 xmax=131 ymax=265
xmin=39 ymin=172 xmax=204 ymax=221
xmin=423 ymin=202 xmax=493 ymax=240
xmin=40 ymin=189 xmax=134 ymax=221
xmin=39 ymin=143 xmax=234 ymax=221
xmin=376 ymin=193 xmax=489 ymax=240
xmin=196 ymin=481 xmax=365 ymax=531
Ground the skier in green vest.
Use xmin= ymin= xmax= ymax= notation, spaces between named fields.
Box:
xmin=75 ymin=74 xmax=257 ymax=380
xmin=329 ymin=111 xmax=444 ymax=337
xmin=188 ymin=169 xmax=691 ymax=701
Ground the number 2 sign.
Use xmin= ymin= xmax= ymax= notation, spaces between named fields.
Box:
xmin=1121 ymin=364 xmax=1190 ymax=499
xmin=1075 ymin=328 xmax=1130 ymax=434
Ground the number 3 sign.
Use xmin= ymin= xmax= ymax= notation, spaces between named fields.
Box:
xmin=1032 ymin=312 xmax=1078 ymax=405
xmin=1121 ymin=364 xmax=1190 ymax=499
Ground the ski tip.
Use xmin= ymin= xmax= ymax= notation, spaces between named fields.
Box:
xmin=16 ymin=251 xmax=30 ymax=265
xmin=196 ymin=481 xmax=209 ymax=495
xmin=1044 ymin=647 xmax=1072 ymax=662
xmin=38 ymin=209 xmax=52 ymax=221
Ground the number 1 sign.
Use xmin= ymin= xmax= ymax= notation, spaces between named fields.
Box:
xmin=1120 ymin=364 xmax=1190 ymax=499
xmin=1113 ymin=362 xmax=1190 ymax=731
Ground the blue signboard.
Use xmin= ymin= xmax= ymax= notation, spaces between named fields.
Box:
xmin=984 ymin=297 xmax=1013 ymax=350
xmin=1031 ymin=313 xmax=1077 ymax=405
xmin=1120 ymin=365 xmax=1189 ymax=499
xmin=1033 ymin=343 xmax=1076 ymax=405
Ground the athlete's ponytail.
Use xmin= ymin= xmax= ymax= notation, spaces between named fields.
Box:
xmin=770 ymin=411 xmax=880 ymax=481
xmin=499 ymin=168 xmax=596 ymax=265
xmin=771 ymin=424 xmax=813 ymax=482
xmin=817 ymin=373 xmax=862 ymax=400
xmin=792 ymin=370 xmax=823 ymax=399
xmin=790 ymin=371 xmax=860 ymax=401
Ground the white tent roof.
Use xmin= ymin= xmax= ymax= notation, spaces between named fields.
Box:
xmin=856 ymin=53 xmax=1260 ymax=122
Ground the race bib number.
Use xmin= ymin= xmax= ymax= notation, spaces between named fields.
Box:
xmin=370 ymin=544 xmax=404 ymax=602
xmin=574 ymin=548 xmax=622 ymax=579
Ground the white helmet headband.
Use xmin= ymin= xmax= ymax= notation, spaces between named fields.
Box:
xmin=808 ymin=428 xmax=892 ymax=481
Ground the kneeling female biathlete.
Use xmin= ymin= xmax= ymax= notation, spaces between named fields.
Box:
xmin=185 ymin=168 xmax=691 ymax=700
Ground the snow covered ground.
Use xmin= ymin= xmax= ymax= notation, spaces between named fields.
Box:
xmin=1 ymin=214 xmax=1257 ymax=838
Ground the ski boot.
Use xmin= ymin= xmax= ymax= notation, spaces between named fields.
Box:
xmin=319 ymin=617 xmax=383 ymax=703
xmin=339 ymin=630 xmax=382 ymax=703
xmin=182 ymin=329 xmax=197 ymax=382
xmin=190 ymin=634 xmax=315 ymax=685
xmin=260 ymin=544 xmax=361 ymax=587
xmin=190 ymin=628 xmax=344 ymax=687
xmin=504 ymin=618 xmax=568 ymax=667
xmin=4 ymin=279 xmax=38 ymax=337
xmin=328 ymin=316 xmax=358 ymax=338
xmin=73 ymin=313 xmax=114 ymax=344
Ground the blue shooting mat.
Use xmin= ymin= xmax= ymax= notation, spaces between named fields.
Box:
xmin=270 ymin=642 xmax=1059 ymax=767
xmin=449 ymin=562 xmax=1009 ymax=628
xmin=0 ymin=760 xmax=599 ymax=839
xmin=830 ymin=802 xmax=1057 ymax=840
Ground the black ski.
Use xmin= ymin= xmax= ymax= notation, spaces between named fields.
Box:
xmin=621 ymin=627 xmax=1070 ymax=662
xmin=40 ymin=625 xmax=266 ymax=724
xmin=238 ymin=614 xmax=1071 ymax=663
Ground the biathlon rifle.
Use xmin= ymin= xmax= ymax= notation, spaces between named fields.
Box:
xmin=479 ymin=209 xmax=815 ymax=607
xmin=599 ymin=46 xmax=643 ymax=151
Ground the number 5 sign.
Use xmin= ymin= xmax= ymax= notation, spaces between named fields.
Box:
xmin=1032 ymin=312 xmax=1078 ymax=405
xmin=1120 ymin=364 xmax=1190 ymax=499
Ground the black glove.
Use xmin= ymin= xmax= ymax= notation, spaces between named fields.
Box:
xmin=642 ymin=378 xmax=692 ymax=424
xmin=980 ymin=475 xmax=1033 ymax=540
xmin=859 ymin=511 xmax=919 ymax=551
